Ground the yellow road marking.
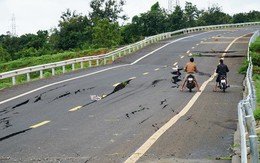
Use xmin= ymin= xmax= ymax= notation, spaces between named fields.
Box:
xmin=173 ymin=62 xmax=178 ymax=66
xmin=129 ymin=77 xmax=136 ymax=80
xmin=154 ymin=68 xmax=160 ymax=71
xmin=181 ymin=56 xmax=184 ymax=59
xmin=30 ymin=121 xmax=50 ymax=129
xmin=69 ymin=106 xmax=82 ymax=112
xmin=113 ymin=83 xmax=121 ymax=87
xmin=143 ymin=72 xmax=149 ymax=75
xmin=201 ymin=41 xmax=248 ymax=44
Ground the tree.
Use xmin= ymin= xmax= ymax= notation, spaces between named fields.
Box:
xmin=184 ymin=2 xmax=200 ymax=27
xmin=198 ymin=4 xmax=232 ymax=25
xmin=167 ymin=5 xmax=186 ymax=31
xmin=92 ymin=18 xmax=121 ymax=48
xmin=50 ymin=9 xmax=91 ymax=50
xmin=89 ymin=0 xmax=127 ymax=24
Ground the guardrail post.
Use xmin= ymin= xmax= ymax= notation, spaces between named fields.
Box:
xmin=245 ymin=115 xmax=257 ymax=135
xmin=12 ymin=76 xmax=16 ymax=85
xmin=238 ymin=103 xmax=248 ymax=163
xmin=40 ymin=70 xmax=43 ymax=79
xmin=62 ymin=66 xmax=66 ymax=73
xmin=243 ymin=102 xmax=256 ymax=126
xmin=72 ymin=64 xmax=75 ymax=71
xmin=96 ymin=59 xmax=99 ymax=66
xmin=104 ymin=58 xmax=107 ymax=65
xmin=119 ymin=52 xmax=121 ymax=57
xmin=52 ymin=68 xmax=55 ymax=76
xmin=89 ymin=61 xmax=92 ymax=68
xmin=81 ymin=62 xmax=84 ymax=69
xmin=27 ymin=73 xmax=30 ymax=82
xmin=112 ymin=55 xmax=115 ymax=61
xmin=249 ymin=135 xmax=259 ymax=163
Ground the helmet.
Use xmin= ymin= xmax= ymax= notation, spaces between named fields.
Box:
xmin=190 ymin=57 xmax=194 ymax=62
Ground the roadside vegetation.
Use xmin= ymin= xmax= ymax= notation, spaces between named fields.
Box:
xmin=1 ymin=0 xmax=260 ymax=89
xmin=250 ymin=36 xmax=260 ymax=120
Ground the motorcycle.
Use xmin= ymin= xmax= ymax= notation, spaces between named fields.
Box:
xmin=186 ymin=74 xmax=196 ymax=92
xmin=218 ymin=75 xmax=228 ymax=92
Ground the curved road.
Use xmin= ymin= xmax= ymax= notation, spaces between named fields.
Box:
xmin=0 ymin=26 xmax=259 ymax=163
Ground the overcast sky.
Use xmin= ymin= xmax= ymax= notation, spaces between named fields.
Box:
xmin=0 ymin=0 xmax=259 ymax=36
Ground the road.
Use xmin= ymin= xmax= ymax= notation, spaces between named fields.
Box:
xmin=0 ymin=26 xmax=259 ymax=163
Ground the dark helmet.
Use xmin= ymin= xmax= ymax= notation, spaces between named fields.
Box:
xmin=220 ymin=58 xmax=224 ymax=64
xmin=190 ymin=57 xmax=194 ymax=62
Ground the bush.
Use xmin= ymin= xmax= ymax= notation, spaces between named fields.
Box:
xmin=239 ymin=59 xmax=249 ymax=74
xmin=251 ymin=52 xmax=260 ymax=67
xmin=250 ymin=37 xmax=260 ymax=52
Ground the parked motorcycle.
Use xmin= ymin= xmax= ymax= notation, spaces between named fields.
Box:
xmin=186 ymin=74 xmax=196 ymax=92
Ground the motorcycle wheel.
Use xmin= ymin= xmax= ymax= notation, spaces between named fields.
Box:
xmin=222 ymin=84 xmax=226 ymax=92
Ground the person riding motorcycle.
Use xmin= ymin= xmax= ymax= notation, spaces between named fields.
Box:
xmin=214 ymin=58 xmax=229 ymax=92
xmin=180 ymin=57 xmax=201 ymax=92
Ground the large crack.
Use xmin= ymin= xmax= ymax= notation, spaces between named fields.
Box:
xmin=0 ymin=128 xmax=32 ymax=142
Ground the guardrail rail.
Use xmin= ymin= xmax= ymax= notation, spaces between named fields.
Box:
xmin=238 ymin=30 xmax=259 ymax=163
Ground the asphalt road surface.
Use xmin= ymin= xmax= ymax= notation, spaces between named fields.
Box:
xmin=1 ymin=26 xmax=259 ymax=163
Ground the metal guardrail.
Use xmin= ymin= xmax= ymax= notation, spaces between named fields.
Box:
xmin=0 ymin=22 xmax=260 ymax=85
xmin=238 ymin=30 xmax=259 ymax=163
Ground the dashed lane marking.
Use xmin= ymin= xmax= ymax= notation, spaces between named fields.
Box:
xmin=173 ymin=62 xmax=178 ymax=66
xmin=69 ymin=106 xmax=82 ymax=112
xmin=154 ymin=68 xmax=160 ymax=71
xmin=196 ymin=44 xmax=199 ymax=46
xmin=30 ymin=121 xmax=50 ymax=129
xmin=113 ymin=83 xmax=121 ymax=87
xmin=192 ymin=47 xmax=195 ymax=49
xmin=181 ymin=56 xmax=184 ymax=59
xmin=143 ymin=72 xmax=149 ymax=75
xmin=129 ymin=77 xmax=136 ymax=80
xmin=186 ymin=50 xmax=190 ymax=54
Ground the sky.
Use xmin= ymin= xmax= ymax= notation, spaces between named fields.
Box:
xmin=0 ymin=0 xmax=259 ymax=36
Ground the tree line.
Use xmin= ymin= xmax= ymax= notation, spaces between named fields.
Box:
xmin=1 ymin=0 xmax=260 ymax=63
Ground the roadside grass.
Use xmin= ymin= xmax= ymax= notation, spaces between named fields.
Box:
xmin=0 ymin=48 xmax=111 ymax=89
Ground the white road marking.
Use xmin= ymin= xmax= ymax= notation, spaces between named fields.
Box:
xmin=154 ymin=68 xmax=160 ymax=71
xmin=180 ymin=56 xmax=184 ymax=59
xmin=173 ymin=62 xmax=178 ymax=66
xmin=131 ymin=32 xmax=209 ymax=65
xmin=186 ymin=50 xmax=190 ymax=54
xmin=143 ymin=72 xmax=149 ymax=75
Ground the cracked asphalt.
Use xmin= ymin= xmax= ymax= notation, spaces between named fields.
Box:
xmin=0 ymin=26 xmax=259 ymax=163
